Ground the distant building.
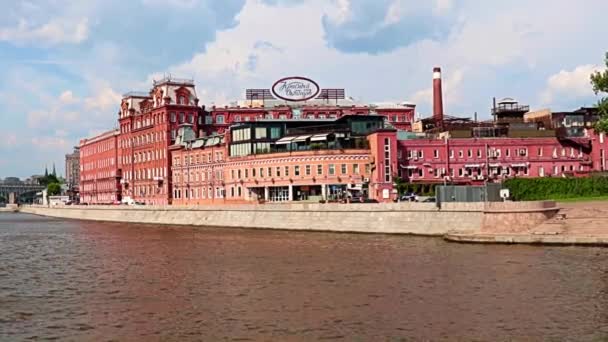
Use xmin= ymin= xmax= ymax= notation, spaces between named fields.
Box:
xmin=65 ymin=146 xmax=80 ymax=190
xmin=79 ymin=130 xmax=121 ymax=204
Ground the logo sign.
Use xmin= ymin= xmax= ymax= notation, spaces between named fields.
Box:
xmin=271 ymin=77 xmax=320 ymax=102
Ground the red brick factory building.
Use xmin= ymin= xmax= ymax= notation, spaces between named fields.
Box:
xmin=79 ymin=70 xmax=608 ymax=205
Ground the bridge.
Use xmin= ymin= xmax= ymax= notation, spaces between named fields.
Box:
xmin=0 ymin=184 xmax=45 ymax=203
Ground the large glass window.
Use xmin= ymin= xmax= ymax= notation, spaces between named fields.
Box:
xmin=270 ymin=127 xmax=281 ymax=139
xmin=216 ymin=115 xmax=225 ymax=124
xmin=329 ymin=164 xmax=335 ymax=175
xmin=255 ymin=127 xmax=267 ymax=139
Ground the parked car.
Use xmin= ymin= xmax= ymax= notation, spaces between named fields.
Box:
xmin=400 ymin=193 xmax=418 ymax=202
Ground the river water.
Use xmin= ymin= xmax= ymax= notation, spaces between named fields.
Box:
xmin=1 ymin=213 xmax=608 ymax=341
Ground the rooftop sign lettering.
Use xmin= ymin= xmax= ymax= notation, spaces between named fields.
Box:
xmin=271 ymin=77 xmax=320 ymax=102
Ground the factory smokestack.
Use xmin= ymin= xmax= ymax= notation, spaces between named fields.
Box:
xmin=433 ymin=67 xmax=444 ymax=128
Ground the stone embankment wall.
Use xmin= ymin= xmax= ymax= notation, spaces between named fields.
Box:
xmin=19 ymin=201 xmax=558 ymax=236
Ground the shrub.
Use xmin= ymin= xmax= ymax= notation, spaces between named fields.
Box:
xmin=503 ymin=176 xmax=608 ymax=200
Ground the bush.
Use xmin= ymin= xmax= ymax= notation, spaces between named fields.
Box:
xmin=504 ymin=176 xmax=608 ymax=201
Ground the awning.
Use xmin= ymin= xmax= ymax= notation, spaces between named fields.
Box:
xmin=310 ymin=133 xmax=329 ymax=141
xmin=511 ymin=163 xmax=528 ymax=168
xmin=292 ymin=135 xmax=311 ymax=142
xmin=464 ymin=164 xmax=481 ymax=168
xmin=275 ymin=136 xmax=295 ymax=145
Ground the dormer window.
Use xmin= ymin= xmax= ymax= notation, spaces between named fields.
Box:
xmin=179 ymin=96 xmax=186 ymax=105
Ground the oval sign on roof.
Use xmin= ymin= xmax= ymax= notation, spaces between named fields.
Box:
xmin=271 ymin=77 xmax=320 ymax=102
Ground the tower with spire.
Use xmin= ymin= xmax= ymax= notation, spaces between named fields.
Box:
xmin=52 ymin=163 xmax=57 ymax=177
xmin=44 ymin=165 xmax=49 ymax=177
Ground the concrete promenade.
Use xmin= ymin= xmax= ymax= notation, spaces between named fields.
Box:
xmin=17 ymin=201 xmax=559 ymax=237
xmin=445 ymin=201 xmax=608 ymax=246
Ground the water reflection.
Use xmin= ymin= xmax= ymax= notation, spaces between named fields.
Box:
xmin=1 ymin=213 xmax=607 ymax=341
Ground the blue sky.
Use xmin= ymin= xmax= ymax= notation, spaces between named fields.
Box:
xmin=1 ymin=0 xmax=607 ymax=178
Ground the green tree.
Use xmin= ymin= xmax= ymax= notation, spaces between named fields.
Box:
xmin=47 ymin=182 xmax=62 ymax=196
xmin=39 ymin=174 xmax=59 ymax=186
xmin=591 ymin=52 xmax=608 ymax=132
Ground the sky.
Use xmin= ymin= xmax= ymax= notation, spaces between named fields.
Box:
xmin=1 ymin=0 xmax=607 ymax=178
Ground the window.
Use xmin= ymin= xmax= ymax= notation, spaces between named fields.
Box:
xmin=329 ymin=164 xmax=335 ymax=175
xmin=477 ymin=149 xmax=482 ymax=158
xmin=458 ymin=150 xmax=463 ymax=158
xmin=170 ymin=112 xmax=176 ymax=122
xmin=216 ymin=115 xmax=225 ymax=124
xmin=305 ymin=165 xmax=311 ymax=176
xmin=276 ymin=167 xmax=281 ymax=177
xmin=187 ymin=114 xmax=194 ymax=124
xmin=234 ymin=115 xmax=241 ymax=122
xmin=179 ymin=112 xmax=185 ymax=123
xmin=506 ymin=149 xmax=510 ymax=157
xmin=317 ymin=164 xmax=323 ymax=175
xmin=538 ymin=147 xmax=543 ymax=157
xmin=267 ymin=167 xmax=272 ymax=177
xmin=341 ymin=164 xmax=347 ymax=174
xmin=353 ymin=164 xmax=360 ymax=174
xmin=434 ymin=150 xmax=439 ymax=158
xmin=285 ymin=166 xmax=290 ymax=177
xmin=259 ymin=168 xmax=264 ymax=177
xmin=458 ymin=168 xmax=463 ymax=177
xmin=255 ymin=127 xmax=267 ymax=139
xmin=468 ymin=149 xmax=472 ymax=158
xmin=450 ymin=150 xmax=454 ymax=158
xmin=294 ymin=166 xmax=300 ymax=176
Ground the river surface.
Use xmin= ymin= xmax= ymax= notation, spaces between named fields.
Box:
xmin=1 ymin=213 xmax=608 ymax=341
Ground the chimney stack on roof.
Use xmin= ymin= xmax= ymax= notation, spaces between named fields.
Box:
xmin=433 ymin=67 xmax=444 ymax=128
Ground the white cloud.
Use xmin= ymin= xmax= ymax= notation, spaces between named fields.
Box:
xmin=83 ymin=85 xmax=122 ymax=112
xmin=434 ymin=0 xmax=453 ymax=14
xmin=1 ymin=133 xmax=18 ymax=149
xmin=31 ymin=136 xmax=70 ymax=151
xmin=326 ymin=0 xmax=351 ymax=24
xmin=541 ymin=64 xmax=600 ymax=105
xmin=0 ymin=17 xmax=89 ymax=45
xmin=59 ymin=90 xmax=78 ymax=104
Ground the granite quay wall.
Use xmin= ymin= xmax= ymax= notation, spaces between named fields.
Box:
xmin=19 ymin=201 xmax=559 ymax=236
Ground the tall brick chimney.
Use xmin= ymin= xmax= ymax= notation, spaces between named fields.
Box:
xmin=433 ymin=67 xmax=444 ymax=128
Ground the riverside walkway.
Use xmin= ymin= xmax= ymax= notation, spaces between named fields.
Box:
xmin=445 ymin=201 xmax=608 ymax=245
